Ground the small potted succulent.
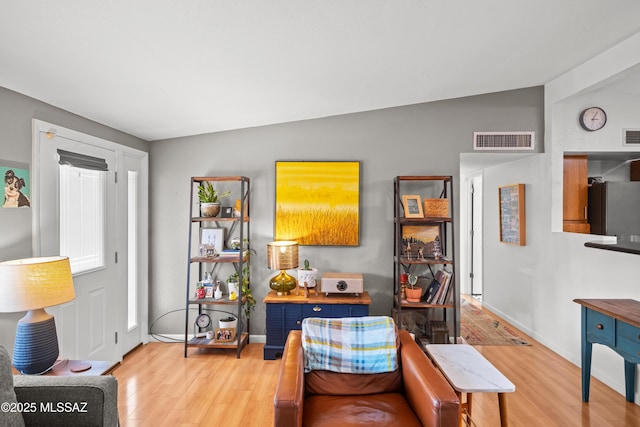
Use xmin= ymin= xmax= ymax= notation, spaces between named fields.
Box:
xmin=198 ymin=181 xmax=231 ymax=217
xmin=219 ymin=315 xmax=238 ymax=329
xmin=297 ymin=259 xmax=318 ymax=289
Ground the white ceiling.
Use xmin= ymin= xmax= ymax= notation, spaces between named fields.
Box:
xmin=2 ymin=1 xmax=640 ymax=141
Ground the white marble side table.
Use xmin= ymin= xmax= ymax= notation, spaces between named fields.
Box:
xmin=425 ymin=344 xmax=515 ymax=427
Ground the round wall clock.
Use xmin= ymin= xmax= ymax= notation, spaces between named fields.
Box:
xmin=579 ymin=107 xmax=607 ymax=131
xmin=195 ymin=313 xmax=211 ymax=328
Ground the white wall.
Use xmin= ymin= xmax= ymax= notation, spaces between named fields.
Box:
xmin=482 ymin=32 xmax=640 ymax=403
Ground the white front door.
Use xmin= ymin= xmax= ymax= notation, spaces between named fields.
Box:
xmin=33 ymin=121 xmax=119 ymax=362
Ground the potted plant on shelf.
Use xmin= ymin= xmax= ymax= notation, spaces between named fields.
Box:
xmin=297 ymin=259 xmax=318 ymax=295
xmin=219 ymin=315 xmax=238 ymax=329
xmin=198 ymin=181 xmax=231 ymax=217
xmin=405 ymin=274 xmax=422 ymax=303
xmin=226 ymin=244 xmax=257 ymax=316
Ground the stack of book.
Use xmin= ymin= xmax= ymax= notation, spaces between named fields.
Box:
xmin=217 ymin=249 xmax=247 ymax=259
xmin=423 ymin=269 xmax=453 ymax=304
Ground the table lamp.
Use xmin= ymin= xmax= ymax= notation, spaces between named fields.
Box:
xmin=267 ymin=241 xmax=299 ymax=295
xmin=0 ymin=256 xmax=75 ymax=374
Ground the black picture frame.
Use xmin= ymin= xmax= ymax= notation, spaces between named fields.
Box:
xmin=221 ymin=206 xmax=233 ymax=218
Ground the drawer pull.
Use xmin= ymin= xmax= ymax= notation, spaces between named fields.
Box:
xmin=296 ymin=321 xmax=301 ymax=325
xmin=313 ymin=305 xmax=322 ymax=312
xmin=596 ymin=324 xmax=604 ymax=330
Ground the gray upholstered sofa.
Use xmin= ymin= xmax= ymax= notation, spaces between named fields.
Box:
xmin=1 ymin=345 xmax=119 ymax=427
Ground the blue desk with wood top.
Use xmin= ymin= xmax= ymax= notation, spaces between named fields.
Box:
xmin=574 ymin=299 xmax=640 ymax=402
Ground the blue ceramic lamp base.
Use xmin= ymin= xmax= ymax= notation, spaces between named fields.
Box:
xmin=13 ymin=312 xmax=59 ymax=375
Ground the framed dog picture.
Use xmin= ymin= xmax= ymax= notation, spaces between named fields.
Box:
xmin=1 ymin=161 xmax=31 ymax=208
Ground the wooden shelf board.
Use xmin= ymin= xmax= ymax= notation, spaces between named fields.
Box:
xmin=393 ymin=295 xmax=453 ymax=309
xmin=191 ymin=176 xmax=248 ymax=182
xmin=400 ymin=301 xmax=454 ymax=309
xmin=396 ymin=256 xmax=452 ymax=265
xmin=395 ymin=175 xmax=453 ymax=182
xmin=190 ymin=255 xmax=248 ymax=263
xmin=188 ymin=295 xmax=247 ymax=305
xmin=396 ymin=217 xmax=452 ymax=223
xmin=192 ymin=216 xmax=249 ymax=223
xmin=187 ymin=332 xmax=249 ymax=349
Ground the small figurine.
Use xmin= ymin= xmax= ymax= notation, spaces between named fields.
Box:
xmin=195 ymin=283 xmax=205 ymax=299
xmin=432 ymin=236 xmax=442 ymax=259
xmin=214 ymin=280 xmax=223 ymax=300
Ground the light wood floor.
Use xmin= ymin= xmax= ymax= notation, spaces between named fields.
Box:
xmin=112 ymin=307 xmax=640 ymax=427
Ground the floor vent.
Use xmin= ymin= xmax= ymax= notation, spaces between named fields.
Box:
xmin=473 ymin=132 xmax=535 ymax=151
xmin=624 ymin=129 xmax=640 ymax=146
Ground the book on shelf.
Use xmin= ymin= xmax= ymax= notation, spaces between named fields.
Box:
xmin=438 ymin=272 xmax=454 ymax=304
xmin=434 ymin=269 xmax=453 ymax=305
xmin=218 ymin=249 xmax=247 ymax=258
xmin=423 ymin=279 xmax=441 ymax=303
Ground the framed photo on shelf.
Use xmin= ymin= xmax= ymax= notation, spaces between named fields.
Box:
xmin=214 ymin=327 xmax=236 ymax=343
xmin=498 ymin=184 xmax=525 ymax=246
xmin=402 ymin=195 xmax=423 ymax=218
xmin=204 ymin=285 xmax=214 ymax=298
xmin=200 ymin=228 xmax=224 ymax=253
xmin=401 ymin=224 xmax=441 ymax=259
xmin=220 ymin=206 xmax=233 ymax=218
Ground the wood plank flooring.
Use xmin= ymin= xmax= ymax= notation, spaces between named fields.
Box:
xmin=112 ymin=308 xmax=640 ymax=427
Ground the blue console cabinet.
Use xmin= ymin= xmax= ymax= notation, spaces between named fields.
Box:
xmin=263 ymin=291 xmax=371 ymax=360
xmin=574 ymin=299 xmax=640 ymax=403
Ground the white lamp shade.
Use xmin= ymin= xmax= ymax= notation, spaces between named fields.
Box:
xmin=0 ymin=256 xmax=75 ymax=312
xmin=267 ymin=241 xmax=299 ymax=270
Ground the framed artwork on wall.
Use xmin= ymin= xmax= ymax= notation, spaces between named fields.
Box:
xmin=498 ymin=184 xmax=526 ymax=246
xmin=1 ymin=161 xmax=31 ymax=208
xmin=274 ymin=161 xmax=360 ymax=246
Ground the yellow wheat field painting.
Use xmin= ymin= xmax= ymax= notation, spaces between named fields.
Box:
xmin=275 ymin=161 xmax=360 ymax=246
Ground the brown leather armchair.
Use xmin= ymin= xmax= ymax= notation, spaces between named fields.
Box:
xmin=274 ymin=329 xmax=460 ymax=427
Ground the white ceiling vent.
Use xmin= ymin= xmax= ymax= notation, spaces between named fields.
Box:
xmin=473 ymin=132 xmax=535 ymax=151
xmin=623 ymin=129 xmax=640 ymax=146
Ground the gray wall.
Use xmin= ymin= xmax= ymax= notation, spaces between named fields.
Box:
xmin=0 ymin=86 xmax=148 ymax=350
xmin=149 ymin=86 xmax=544 ymax=337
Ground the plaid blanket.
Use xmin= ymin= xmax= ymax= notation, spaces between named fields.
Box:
xmin=301 ymin=316 xmax=398 ymax=374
